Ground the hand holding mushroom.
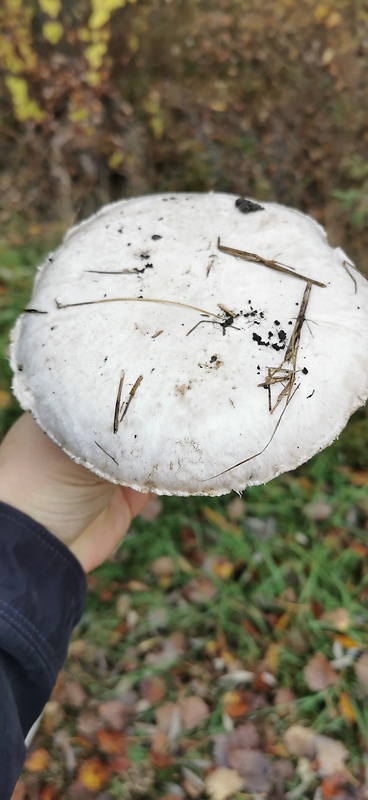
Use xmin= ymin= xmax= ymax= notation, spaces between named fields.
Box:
xmin=0 ymin=413 xmax=149 ymax=572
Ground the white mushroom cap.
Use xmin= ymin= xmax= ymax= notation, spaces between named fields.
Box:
xmin=10 ymin=193 xmax=368 ymax=496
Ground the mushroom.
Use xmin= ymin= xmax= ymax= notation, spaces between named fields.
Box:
xmin=10 ymin=193 xmax=368 ymax=496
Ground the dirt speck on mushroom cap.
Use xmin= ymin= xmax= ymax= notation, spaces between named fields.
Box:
xmin=10 ymin=192 xmax=368 ymax=496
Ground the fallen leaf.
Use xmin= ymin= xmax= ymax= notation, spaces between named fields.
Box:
xmin=315 ymin=734 xmax=348 ymax=778
xmin=98 ymin=698 xmax=126 ymax=730
xmin=76 ymin=709 xmax=102 ymax=739
xmin=303 ymin=501 xmax=332 ymax=520
xmin=204 ymin=555 xmax=234 ymax=581
xmin=322 ymin=607 xmax=350 ymax=632
xmin=77 ymin=757 xmax=111 ymax=791
xmin=303 ymin=652 xmax=338 ymax=691
xmin=150 ymin=731 xmax=174 ymax=768
xmin=42 ymin=699 xmax=63 ymax=734
xmin=228 ymin=750 xmax=273 ymax=793
xmin=273 ymin=686 xmax=297 ymax=716
xmin=227 ymin=496 xmax=246 ymax=521
xmin=57 ymin=680 xmax=87 ymax=708
xmin=284 ymin=725 xmax=316 ymax=758
xmin=179 ymin=695 xmax=210 ymax=729
xmin=140 ymin=674 xmax=167 ymax=704
xmin=354 ymin=651 xmax=368 ymax=693
xmin=222 ymin=690 xmax=249 ymax=718
xmin=0 ymin=389 xmax=11 ymax=409
xmin=205 ymin=767 xmax=243 ymax=800
xmin=96 ymin=728 xmax=127 ymax=755
xmin=155 ymin=701 xmax=180 ymax=734
xmin=182 ymin=576 xmax=217 ymax=603
xmin=24 ymin=748 xmax=49 ymax=773
xmin=213 ymin=722 xmax=260 ymax=765
xmin=39 ymin=788 xmax=60 ymax=800
xmin=338 ymin=691 xmax=356 ymax=724
xmin=151 ymin=555 xmax=175 ymax=576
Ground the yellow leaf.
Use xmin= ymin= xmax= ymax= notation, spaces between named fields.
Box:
xmin=85 ymin=41 xmax=107 ymax=69
xmin=42 ymin=21 xmax=63 ymax=44
xmin=69 ymin=107 xmax=88 ymax=123
xmin=263 ymin=642 xmax=281 ymax=674
xmin=78 ymin=26 xmax=91 ymax=42
xmin=25 ymin=748 xmax=49 ymax=773
xmin=338 ymin=691 xmax=356 ymax=724
xmin=78 ymin=758 xmax=110 ymax=791
xmin=208 ymin=100 xmax=227 ymax=112
xmin=322 ymin=47 xmax=335 ymax=65
xmin=5 ymin=76 xmax=45 ymax=123
xmin=314 ymin=3 xmax=329 ymax=22
xmin=326 ymin=11 xmax=343 ymax=28
xmin=85 ymin=70 xmax=100 ymax=87
xmin=89 ymin=0 xmax=126 ymax=30
xmin=39 ymin=0 xmax=61 ymax=18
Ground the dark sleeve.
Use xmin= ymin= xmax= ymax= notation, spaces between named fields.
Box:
xmin=0 ymin=502 xmax=87 ymax=800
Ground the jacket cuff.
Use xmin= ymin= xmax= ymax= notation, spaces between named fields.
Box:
xmin=0 ymin=501 xmax=86 ymax=717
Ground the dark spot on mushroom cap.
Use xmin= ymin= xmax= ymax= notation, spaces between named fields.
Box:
xmin=302 ymin=367 xmax=309 ymax=375
xmin=274 ymin=319 xmax=280 ymax=326
xmin=235 ymin=197 xmax=265 ymax=214
xmin=278 ymin=330 xmax=286 ymax=341
xmin=151 ymin=234 xmax=162 ymax=240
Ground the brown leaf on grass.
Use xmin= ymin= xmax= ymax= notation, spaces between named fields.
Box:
xmin=42 ymin=699 xmax=63 ymax=734
xmin=182 ymin=576 xmax=218 ymax=603
xmin=155 ymin=701 xmax=181 ymax=734
xmin=322 ymin=607 xmax=350 ymax=632
xmin=316 ymin=735 xmax=349 ymax=778
xmin=150 ymin=730 xmax=174 ymax=768
xmin=76 ymin=709 xmax=102 ymax=739
xmin=213 ymin=722 xmax=260 ymax=766
xmin=96 ymin=728 xmax=127 ymax=755
xmin=227 ymin=496 xmax=246 ymax=521
xmin=39 ymin=788 xmax=60 ymax=800
xmin=140 ymin=674 xmax=167 ymax=704
xmin=273 ymin=686 xmax=297 ymax=717
xmin=354 ymin=651 xmax=368 ymax=693
xmin=57 ymin=680 xmax=87 ymax=708
xmin=303 ymin=500 xmax=332 ymax=520
xmin=228 ymin=750 xmax=273 ymax=793
xmin=179 ymin=695 xmax=210 ymax=730
xmin=303 ymin=652 xmax=339 ymax=690
xmin=77 ymin=757 xmax=111 ymax=791
xmin=151 ymin=555 xmax=176 ymax=576
xmin=205 ymin=767 xmax=243 ymax=800
xmin=284 ymin=724 xmax=316 ymax=758
xmin=98 ymin=698 xmax=126 ymax=730
xmin=284 ymin=725 xmax=349 ymax=779
xmin=222 ymin=689 xmax=250 ymax=718
xmin=24 ymin=748 xmax=49 ymax=773
xmin=145 ymin=630 xmax=186 ymax=666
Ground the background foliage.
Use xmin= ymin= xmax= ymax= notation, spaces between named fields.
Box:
xmin=1 ymin=0 xmax=368 ymax=266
